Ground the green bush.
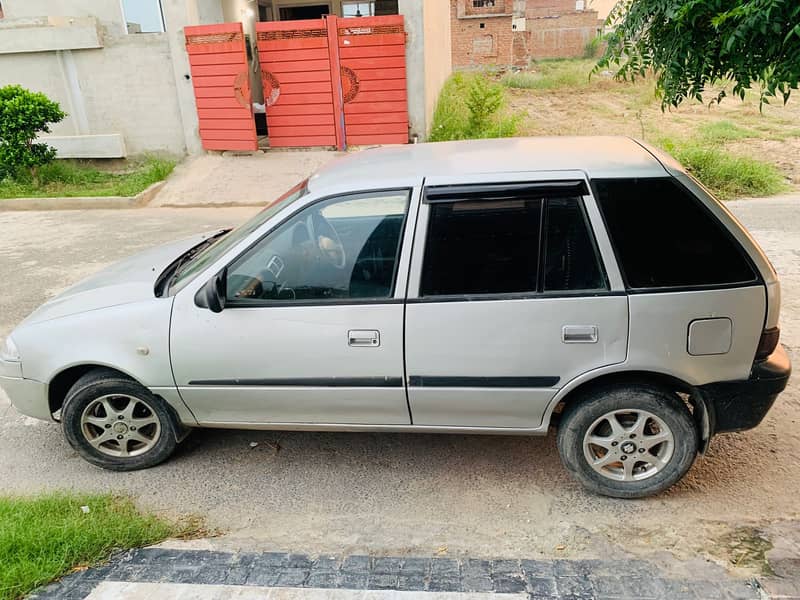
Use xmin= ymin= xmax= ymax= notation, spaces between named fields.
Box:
xmin=583 ymin=34 xmax=604 ymax=59
xmin=0 ymin=85 xmax=66 ymax=180
xmin=658 ymin=137 xmax=788 ymax=200
xmin=430 ymin=73 xmax=521 ymax=142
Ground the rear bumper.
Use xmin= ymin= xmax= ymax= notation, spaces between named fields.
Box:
xmin=0 ymin=374 xmax=51 ymax=421
xmin=699 ymin=345 xmax=791 ymax=435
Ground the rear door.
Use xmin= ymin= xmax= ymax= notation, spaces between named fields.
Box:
xmin=404 ymin=172 xmax=629 ymax=429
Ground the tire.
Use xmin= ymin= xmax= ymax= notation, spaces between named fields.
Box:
xmin=62 ymin=369 xmax=178 ymax=471
xmin=557 ymin=384 xmax=699 ymax=499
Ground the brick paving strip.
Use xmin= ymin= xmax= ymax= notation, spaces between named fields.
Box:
xmin=29 ymin=548 xmax=764 ymax=600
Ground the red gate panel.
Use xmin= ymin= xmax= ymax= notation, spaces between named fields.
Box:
xmin=185 ymin=23 xmax=258 ymax=152
xmin=338 ymin=16 xmax=408 ymax=145
xmin=256 ymin=19 xmax=342 ymax=148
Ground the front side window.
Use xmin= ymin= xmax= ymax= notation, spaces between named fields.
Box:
xmin=594 ymin=178 xmax=757 ymax=290
xmin=169 ymin=181 xmax=308 ymax=293
xmin=227 ymin=190 xmax=410 ymax=303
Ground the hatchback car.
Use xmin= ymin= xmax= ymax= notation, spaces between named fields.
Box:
xmin=0 ymin=137 xmax=790 ymax=498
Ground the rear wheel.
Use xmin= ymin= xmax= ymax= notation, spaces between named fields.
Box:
xmin=557 ymin=384 xmax=698 ymax=498
xmin=62 ymin=370 xmax=178 ymax=471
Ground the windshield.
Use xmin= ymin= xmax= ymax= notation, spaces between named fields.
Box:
xmin=169 ymin=180 xmax=309 ymax=294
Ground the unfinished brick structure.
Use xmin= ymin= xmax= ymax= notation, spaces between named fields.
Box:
xmin=450 ymin=0 xmax=601 ymax=68
xmin=526 ymin=0 xmax=602 ymax=60
xmin=449 ymin=0 xmax=519 ymax=68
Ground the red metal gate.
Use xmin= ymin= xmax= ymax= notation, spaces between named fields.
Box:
xmin=338 ymin=16 xmax=408 ymax=145
xmin=185 ymin=23 xmax=258 ymax=152
xmin=256 ymin=15 xmax=408 ymax=149
xmin=255 ymin=19 xmax=343 ymax=148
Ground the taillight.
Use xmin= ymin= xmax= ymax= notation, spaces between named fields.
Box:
xmin=755 ymin=327 xmax=780 ymax=361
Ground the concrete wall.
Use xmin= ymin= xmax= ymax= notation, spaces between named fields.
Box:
xmin=2 ymin=0 xmax=126 ymax=31
xmin=399 ymin=0 xmax=452 ymax=141
xmin=422 ymin=0 xmax=452 ymax=136
xmin=72 ymin=34 xmax=187 ymax=154
xmin=0 ymin=0 xmax=222 ymax=157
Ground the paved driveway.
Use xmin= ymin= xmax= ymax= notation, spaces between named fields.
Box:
xmin=0 ymin=199 xmax=798 ymax=584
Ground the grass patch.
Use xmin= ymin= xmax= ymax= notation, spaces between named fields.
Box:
xmin=0 ymin=156 xmax=176 ymax=199
xmin=658 ymin=137 xmax=788 ymax=199
xmin=695 ymin=120 xmax=758 ymax=144
xmin=502 ymin=59 xmax=599 ymax=91
xmin=430 ymin=72 xmax=523 ymax=142
xmin=0 ymin=493 xmax=193 ymax=600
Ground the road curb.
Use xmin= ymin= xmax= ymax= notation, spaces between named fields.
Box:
xmin=156 ymin=201 xmax=264 ymax=209
xmin=0 ymin=181 xmax=166 ymax=211
xmin=29 ymin=547 xmax=765 ymax=600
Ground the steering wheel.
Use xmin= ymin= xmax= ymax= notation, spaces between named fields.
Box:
xmin=309 ymin=210 xmax=346 ymax=269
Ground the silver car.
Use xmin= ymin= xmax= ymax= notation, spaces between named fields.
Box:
xmin=0 ymin=137 xmax=790 ymax=498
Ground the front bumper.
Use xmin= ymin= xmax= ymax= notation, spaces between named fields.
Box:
xmin=699 ymin=344 xmax=792 ymax=435
xmin=0 ymin=371 xmax=51 ymax=422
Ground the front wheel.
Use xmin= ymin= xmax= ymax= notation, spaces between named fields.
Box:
xmin=62 ymin=369 xmax=179 ymax=471
xmin=557 ymin=384 xmax=699 ymax=498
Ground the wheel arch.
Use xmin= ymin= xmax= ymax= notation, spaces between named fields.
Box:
xmin=48 ymin=363 xmax=139 ymax=417
xmin=546 ymin=369 xmax=711 ymax=451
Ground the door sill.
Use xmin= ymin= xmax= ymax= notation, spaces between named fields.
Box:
xmin=193 ymin=421 xmax=549 ymax=436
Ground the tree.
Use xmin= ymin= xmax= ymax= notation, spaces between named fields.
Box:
xmin=597 ymin=1 xmax=800 ymax=108
xmin=0 ymin=85 xmax=66 ymax=179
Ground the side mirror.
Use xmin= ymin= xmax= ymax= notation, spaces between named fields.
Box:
xmin=195 ymin=268 xmax=227 ymax=313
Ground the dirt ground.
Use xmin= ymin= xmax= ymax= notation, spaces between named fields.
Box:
xmin=505 ymin=63 xmax=800 ymax=186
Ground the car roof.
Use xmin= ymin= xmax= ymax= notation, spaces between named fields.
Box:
xmin=308 ymin=136 xmax=674 ymax=193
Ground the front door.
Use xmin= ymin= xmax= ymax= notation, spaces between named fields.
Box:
xmin=170 ymin=188 xmax=414 ymax=426
xmin=404 ymin=176 xmax=629 ymax=429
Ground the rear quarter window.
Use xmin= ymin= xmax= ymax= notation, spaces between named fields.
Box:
xmin=593 ymin=178 xmax=758 ymax=290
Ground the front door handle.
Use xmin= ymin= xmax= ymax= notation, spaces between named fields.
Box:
xmin=562 ymin=325 xmax=598 ymax=344
xmin=348 ymin=330 xmax=380 ymax=347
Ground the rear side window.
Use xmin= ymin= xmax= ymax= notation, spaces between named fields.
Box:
xmin=594 ymin=178 xmax=757 ymax=289
xmin=421 ymin=198 xmax=543 ymax=296
xmin=420 ymin=191 xmax=606 ymax=297
xmin=543 ymin=197 xmax=606 ymax=292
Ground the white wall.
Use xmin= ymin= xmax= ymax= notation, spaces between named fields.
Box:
xmin=73 ymin=35 xmax=187 ymax=154
xmin=0 ymin=0 xmax=225 ymax=156
xmin=0 ymin=35 xmax=187 ymax=155
xmin=2 ymin=0 xmax=126 ymax=32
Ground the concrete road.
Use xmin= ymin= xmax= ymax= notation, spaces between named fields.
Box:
xmin=1 ymin=199 xmax=799 ymax=574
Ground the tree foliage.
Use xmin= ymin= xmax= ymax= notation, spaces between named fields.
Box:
xmin=0 ymin=85 xmax=66 ymax=179
xmin=598 ymin=0 xmax=800 ymax=108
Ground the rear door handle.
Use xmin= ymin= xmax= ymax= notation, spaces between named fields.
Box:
xmin=562 ymin=325 xmax=598 ymax=344
xmin=348 ymin=330 xmax=380 ymax=347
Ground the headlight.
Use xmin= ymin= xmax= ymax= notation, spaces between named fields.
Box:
xmin=0 ymin=337 xmax=21 ymax=362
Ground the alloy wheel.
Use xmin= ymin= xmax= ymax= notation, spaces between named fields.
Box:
xmin=582 ymin=408 xmax=675 ymax=482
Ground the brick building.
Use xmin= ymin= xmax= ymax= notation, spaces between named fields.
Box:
xmin=526 ymin=0 xmax=602 ymax=60
xmin=450 ymin=0 xmax=602 ymax=68
xmin=449 ymin=0 xmax=524 ymax=69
